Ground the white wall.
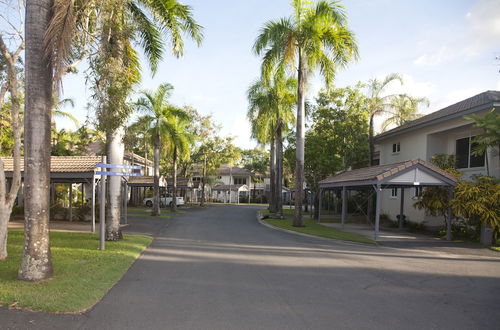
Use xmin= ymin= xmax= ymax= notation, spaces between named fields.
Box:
xmin=376 ymin=108 xmax=498 ymax=226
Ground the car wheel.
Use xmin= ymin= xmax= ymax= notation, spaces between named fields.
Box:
xmin=146 ymin=200 xmax=153 ymax=207
xmin=169 ymin=202 xmax=173 ymax=207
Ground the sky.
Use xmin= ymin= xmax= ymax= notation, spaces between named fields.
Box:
xmin=59 ymin=0 xmax=500 ymax=149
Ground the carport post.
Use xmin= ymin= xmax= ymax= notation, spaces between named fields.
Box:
xmin=341 ymin=186 xmax=347 ymax=229
xmin=69 ymin=183 xmax=73 ymax=222
xmin=399 ymin=187 xmax=405 ymax=229
xmin=91 ymin=175 xmax=96 ymax=233
xmin=318 ymin=188 xmax=323 ymax=223
xmin=446 ymin=188 xmax=453 ymax=241
xmin=99 ymin=156 xmax=107 ymax=251
xmin=374 ymin=184 xmax=381 ymax=241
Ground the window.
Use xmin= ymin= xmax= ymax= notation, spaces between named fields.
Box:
xmin=392 ymin=142 xmax=400 ymax=153
xmin=455 ymin=137 xmax=485 ymax=169
xmin=390 ymin=188 xmax=398 ymax=198
xmin=234 ymin=178 xmax=247 ymax=185
xmin=412 ymin=186 xmax=423 ymax=198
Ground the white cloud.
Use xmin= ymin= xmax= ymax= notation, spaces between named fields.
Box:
xmin=413 ymin=0 xmax=500 ymax=67
xmin=382 ymin=74 xmax=436 ymax=99
xmin=225 ymin=114 xmax=256 ymax=150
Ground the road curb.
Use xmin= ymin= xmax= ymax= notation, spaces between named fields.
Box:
xmin=256 ymin=211 xmax=377 ymax=247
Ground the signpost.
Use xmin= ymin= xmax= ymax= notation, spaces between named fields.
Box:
xmin=97 ymin=160 xmax=142 ymax=250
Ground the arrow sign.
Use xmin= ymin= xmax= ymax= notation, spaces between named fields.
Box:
xmin=96 ymin=163 xmax=142 ymax=170
xmin=96 ymin=171 xmax=142 ymax=177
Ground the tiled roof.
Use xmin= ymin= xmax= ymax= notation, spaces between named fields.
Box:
xmin=218 ymin=165 xmax=252 ymax=176
xmin=375 ymin=90 xmax=500 ymax=141
xmin=319 ymin=159 xmax=457 ymax=186
xmin=1 ymin=156 xmax=101 ymax=173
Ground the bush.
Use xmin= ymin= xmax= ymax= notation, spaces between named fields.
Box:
xmin=438 ymin=217 xmax=480 ymax=241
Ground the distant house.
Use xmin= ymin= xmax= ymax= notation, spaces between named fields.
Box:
xmin=373 ymin=90 xmax=499 ymax=226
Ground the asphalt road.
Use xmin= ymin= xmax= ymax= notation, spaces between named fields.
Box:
xmin=2 ymin=205 xmax=500 ymax=330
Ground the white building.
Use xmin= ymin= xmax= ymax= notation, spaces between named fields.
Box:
xmin=373 ymin=90 xmax=499 ymax=226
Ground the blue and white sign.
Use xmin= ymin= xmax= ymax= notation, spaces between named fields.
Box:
xmin=96 ymin=163 xmax=142 ymax=170
xmin=96 ymin=171 xmax=142 ymax=177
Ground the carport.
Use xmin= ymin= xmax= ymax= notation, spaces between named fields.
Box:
xmin=318 ymin=159 xmax=458 ymax=241
xmin=127 ymin=176 xmax=166 ymax=206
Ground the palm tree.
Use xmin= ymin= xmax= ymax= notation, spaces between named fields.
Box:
xmin=247 ymin=74 xmax=296 ymax=216
xmin=135 ymin=83 xmax=174 ymax=216
xmin=46 ymin=0 xmax=203 ymax=240
xmin=382 ymin=94 xmax=429 ymax=131
xmin=18 ymin=0 xmax=54 ymax=281
xmin=364 ymin=73 xmax=403 ymax=165
xmin=162 ymin=106 xmax=193 ymax=212
xmin=254 ymin=0 xmax=358 ymax=226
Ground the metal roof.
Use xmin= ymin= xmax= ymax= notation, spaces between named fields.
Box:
xmin=318 ymin=159 xmax=458 ymax=188
xmin=375 ymin=90 xmax=500 ymax=141
xmin=128 ymin=176 xmax=166 ymax=187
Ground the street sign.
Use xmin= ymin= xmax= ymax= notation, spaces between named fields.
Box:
xmin=96 ymin=163 xmax=142 ymax=170
xmin=96 ymin=171 xmax=142 ymax=177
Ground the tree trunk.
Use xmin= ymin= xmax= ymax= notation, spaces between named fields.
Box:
xmin=0 ymin=37 xmax=23 ymax=260
xmin=18 ymin=0 xmax=54 ymax=281
xmin=152 ymin=131 xmax=161 ymax=216
xmin=269 ymin=134 xmax=277 ymax=214
xmin=294 ymin=51 xmax=306 ymax=227
xmin=171 ymin=146 xmax=178 ymax=212
xmin=105 ymin=127 xmax=124 ymax=241
xmin=369 ymin=114 xmax=374 ymax=166
xmin=276 ymin=120 xmax=283 ymax=216
xmin=200 ymin=154 xmax=206 ymax=206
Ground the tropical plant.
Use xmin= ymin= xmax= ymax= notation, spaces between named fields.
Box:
xmin=464 ymin=109 xmax=500 ymax=176
xmin=253 ymin=0 xmax=358 ymax=226
xmin=45 ymin=0 xmax=203 ymax=240
xmin=364 ymin=73 xmax=403 ymax=165
xmin=382 ymin=94 xmax=429 ymax=131
xmin=247 ymin=73 xmax=296 ymax=215
xmin=135 ymin=83 xmax=174 ymax=216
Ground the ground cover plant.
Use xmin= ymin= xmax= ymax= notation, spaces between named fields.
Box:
xmin=0 ymin=230 xmax=152 ymax=313
xmin=262 ymin=210 xmax=376 ymax=245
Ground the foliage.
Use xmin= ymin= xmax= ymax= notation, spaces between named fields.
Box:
xmin=452 ymin=176 xmax=500 ymax=232
xmin=382 ymin=94 xmax=429 ymax=131
xmin=464 ymin=109 xmax=500 ymax=157
xmin=240 ymin=148 xmax=269 ymax=175
xmin=413 ymin=154 xmax=461 ymax=221
xmin=0 ymin=230 xmax=151 ymax=312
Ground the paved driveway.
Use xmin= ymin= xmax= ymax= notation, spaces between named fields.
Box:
xmin=2 ymin=205 xmax=500 ymax=329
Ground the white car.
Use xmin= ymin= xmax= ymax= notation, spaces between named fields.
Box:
xmin=143 ymin=194 xmax=184 ymax=207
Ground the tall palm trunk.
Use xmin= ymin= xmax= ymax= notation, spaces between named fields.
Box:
xmin=276 ymin=118 xmax=283 ymax=216
xmin=105 ymin=126 xmax=124 ymax=241
xmin=0 ymin=40 xmax=22 ymax=260
xmin=368 ymin=114 xmax=375 ymax=166
xmin=18 ymin=0 xmax=53 ymax=281
xmin=293 ymin=52 xmax=306 ymax=227
xmin=152 ymin=131 xmax=161 ymax=216
xmin=269 ymin=133 xmax=277 ymax=213
xmin=171 ymin=146 xmax=178 ymax=212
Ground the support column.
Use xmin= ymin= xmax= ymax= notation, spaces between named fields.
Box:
xmin=374 ymin=185 xmax=381 ymax=241
xmin=91 ymin=176 xmax=96 ymax=233
xmin=69 ymin=183 xmax=73 ymax=222
xmin=446 ymin=188 xmax=453 ymax=241
xmin=341 ymin=186 xmax=347 ymax=229
xmin=318 ymin=188 xmax=323 ymax=223
xmin=399 ymin=187 xmax=405 ymax=230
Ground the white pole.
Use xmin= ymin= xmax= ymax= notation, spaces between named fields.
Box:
xmin=91 ymin=174 xmax=96 ymax=233
xmin=99 ymin=156 xmax=107 ymax=250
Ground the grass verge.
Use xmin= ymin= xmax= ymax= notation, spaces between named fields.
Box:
xmin=264 ymin=217 xmax=376 ymax=245
xmin=0 ymin=230 xmax=152 ymax=313
xmin=490 ymin=246 xmax=500 ymax=252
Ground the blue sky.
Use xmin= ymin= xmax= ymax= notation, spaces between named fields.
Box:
xmin=59 ymin=0 xmax=500 ymax=148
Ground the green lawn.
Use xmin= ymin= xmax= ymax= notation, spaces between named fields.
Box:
xmin=490 ymin=246 xmax=500 ymax=252
xmin=264 ymin=217 xmax=377 ymax=245
xmin=0 ymin=230 xmax=152 ymax=313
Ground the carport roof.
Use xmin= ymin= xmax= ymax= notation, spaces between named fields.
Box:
xmin=318 ymin=159 xmax=458 ymax=188
xmin=1 ymin=156 xmax=101 ymax=173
